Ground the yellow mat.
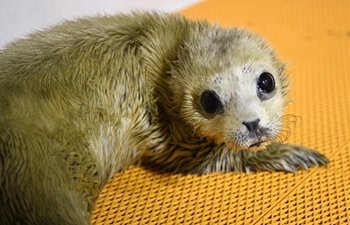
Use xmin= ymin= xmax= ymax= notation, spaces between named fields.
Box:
xmin=91 ymin=0 xmax=350 ymax=224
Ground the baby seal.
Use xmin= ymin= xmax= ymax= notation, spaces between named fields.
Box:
xmin=0 ymin=12 xmax=329 ymax=224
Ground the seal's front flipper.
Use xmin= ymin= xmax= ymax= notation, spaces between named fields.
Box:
xmin=244 ymin=143 xmax=330 ymax=173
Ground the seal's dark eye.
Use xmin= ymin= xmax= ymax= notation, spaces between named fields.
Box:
xmin=257 ymin=72 xmax=275 ymax=93
xmin=200 ymin=90 xmax=223 ymax=114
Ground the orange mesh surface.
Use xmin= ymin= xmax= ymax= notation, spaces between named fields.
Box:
xmin=91 ymin=0 xmax=350 ymax=224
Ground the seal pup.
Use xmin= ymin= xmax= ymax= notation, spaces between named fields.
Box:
xmin=0 ymin=12 xmax=329 ymax=224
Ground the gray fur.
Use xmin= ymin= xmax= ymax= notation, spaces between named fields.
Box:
xmin=0 ymin=12 xmax=329 ymax=224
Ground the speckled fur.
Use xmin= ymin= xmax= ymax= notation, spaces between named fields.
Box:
xmin=0 ymin=12 xmax=329 ymax=224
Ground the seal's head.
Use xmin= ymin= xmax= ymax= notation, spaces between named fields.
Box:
xmin=169 ymin=26 xmax=290 ymax=151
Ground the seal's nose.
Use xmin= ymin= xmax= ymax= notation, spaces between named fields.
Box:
xmin=242 ymin=118 xmax=260 ymax=132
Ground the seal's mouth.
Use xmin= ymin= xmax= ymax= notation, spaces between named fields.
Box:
xmin=225 ymin=140 xmax=267 ymax=151
xmin=247 ymin=141 xmax=266 ymax=151
xmin=248 ymin=141 xmax=265 ymax=148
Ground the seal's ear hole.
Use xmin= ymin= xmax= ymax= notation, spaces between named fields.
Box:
xmin=200 ymin=90 xmax=224 ymax=115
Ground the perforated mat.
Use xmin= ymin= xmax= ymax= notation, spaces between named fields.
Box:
xmin=91 ymin=0 xmax=350 ymax=224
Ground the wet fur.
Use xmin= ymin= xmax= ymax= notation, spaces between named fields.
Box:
xmin=0 ymin=12 xmax=329 ymax=224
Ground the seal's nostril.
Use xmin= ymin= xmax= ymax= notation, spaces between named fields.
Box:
xmin=242 ymin=119 xmax=260 ymax=132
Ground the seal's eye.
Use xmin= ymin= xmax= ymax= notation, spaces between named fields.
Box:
xmin=200 ymin=90 xmax=223 ymax=114
xmin=257 ymin=72 xmax=275 ymax=93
